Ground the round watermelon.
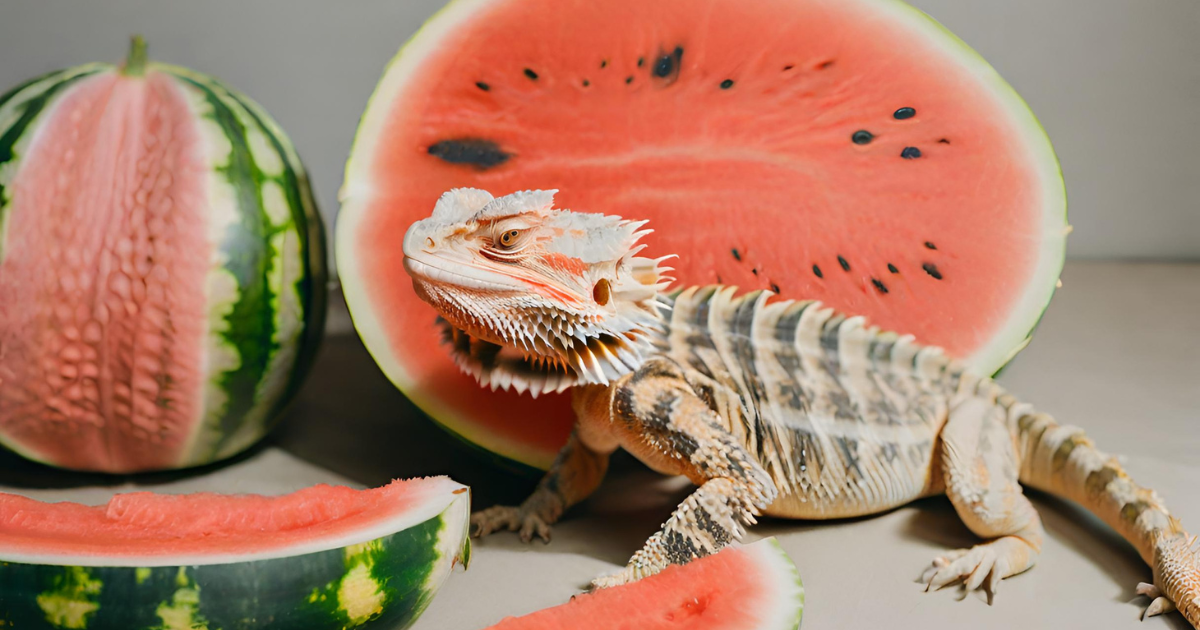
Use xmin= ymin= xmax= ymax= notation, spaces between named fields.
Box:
xmin=337 ymin=0 xmax=1067 ymax=470
xmin=0 ymin=37 xmax=327 ymax=473
xmin=0 ymin=477 xmax=470 ymax=630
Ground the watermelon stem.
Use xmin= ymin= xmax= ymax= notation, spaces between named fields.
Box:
xmin=123 ymin=35 xmax=148 ymax=77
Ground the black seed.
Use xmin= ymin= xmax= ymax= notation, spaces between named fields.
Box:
xmin=582 ymin=79 xmax=590 ymax=87
xmin=731 ymin=248 xmax=741 ymax=261
xmin=900 ymin=146 xmax=922 ymax=159
xmin=720 ymin=79 xmax=734 ymax=89
xmin=783 ymin=64 xmax=794 ymax=71
xmin=637 ymin=56 xmax=645 ymax=67
xmin=716 ymin=274 xmax=723 ymax=283
xmin=851 ymin=130 xmax=874 ymax=145
xmin=770 ymin=282 xmax=781 ymax=293
xmin=600 ymin=59 xmax=608 ymax=68
xmin=428 ymin=138 xmax=511 ymax=169
xmin=475 ymin=81 xmax=490 ymax=91
xmin=887 ymin=263 xmax=899 ymax=274
xmin=894 ymin=107 xmax=916 ymax=120
xmin=938 ymin=138 xmax=951 ymax=144
xmin=812 ymin=264 xmax=824 ymax=278
xmin=751 ymin=268 xmax=759 ymax=276
xmin=653 ymin=47 xmax=684 ymax=81
xmin=838 ymin=255 xmax=851 ymax=271
xmin=524 ymin=68 xmax=539 ymax=80
xmin=922 ymin=263 xmax=943 ymax=280
xmin=924 ymin=241 xmax=937 ymax=250
xmin=872 ymin=278 xmax=889 ymax=294
xmin=625 ymin=76 xmax=634 ymax=84
xmin=818 ymin=60 xmax=835 ymax=69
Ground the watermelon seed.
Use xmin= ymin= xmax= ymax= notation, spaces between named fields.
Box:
xmin=626 ymin=76 xmax=634 ymax=84
xmin=653 ymin=48 xmax=684 ymax=80
xmin=638 ymin=56 xmax=645 ymax=67
xmin=720 ymin=79 xmax=735 ymax=89
xmin=894 ymin=107 xmax=916 ymax=119
xmin=812 ymin=265 xmax=824 ymax=278
xmin=428 ymin=138 xmax=510 ymax=169
xmin=524 ymin=68 xmax=539 ymax=80
xmin=783 ymin=64 xmax=795 ymax=71
xmin=900 ymin=146 xmax=922 ymax=159
xmin=872 ymin=278 xmax=889 ymax=294
xmin=838 ymin=255 xmax=851 ymax=271
xmin=887 ymin=263 xmax=899 ymax=274
xmin=751 ymin=268 xmax=759 ymax=276
xmin=922 ymin=263 xmax=943 ymax=280
xmin=770 ymin=282 xmax=781 ymax=293
xmin=601 ymin=59 xmax=609 ymax=68
xmin=938 ymin=138 xmax=951 ymax=144
xmin=924 ymin=241 xmax=937 ymax=250
xmin=818 ymin=60 xmax=835 ymax=70
xmin=852 ymin=130 xmax=874 ymax=145
xmin=731 ymin=248 xmax=741 ymax=261
xmin=475 ymin=81 xmax=490 ymax=91
xmin=582 ymin=79 xmax=590 ymax=87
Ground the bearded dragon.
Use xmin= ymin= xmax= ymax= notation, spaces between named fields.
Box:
xmin=401 ymin=188 xmax=1199 ymax=626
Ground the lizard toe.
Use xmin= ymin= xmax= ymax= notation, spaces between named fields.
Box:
xmin=470 ymin=505 xmax=521 ymax=539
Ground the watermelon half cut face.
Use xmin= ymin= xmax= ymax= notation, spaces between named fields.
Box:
xmin=338 ymin=0 xmax=1068 ymax=469
xmin=0 ymin=477 xmax=469 ymax=630
xmin=483 ymin=538 xmax=804 ymax=630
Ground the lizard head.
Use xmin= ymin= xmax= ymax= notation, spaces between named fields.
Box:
xmin=403 ymin=188 xmax=672 ymax=395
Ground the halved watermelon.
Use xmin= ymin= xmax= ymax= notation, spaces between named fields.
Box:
xmin=0 ymin=37 xmax=327 ymax=473
xmin=0 ymin=477 xmax=469 ymax=630
xmin=483 ymin=538 xmax=803 ymax=629
xmin=338 ymin=0 xmax=1068 ymax=469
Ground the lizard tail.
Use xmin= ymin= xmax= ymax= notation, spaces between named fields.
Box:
xmin=1011 ymin=409 xmax=1199 ymax=626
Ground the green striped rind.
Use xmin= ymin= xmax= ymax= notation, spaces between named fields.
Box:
xmin=156 ymin=63 xmax=328 ymax=465
xmin=0 ymin=492 xmax=468 ymax=630
xmin=0 ymin=64 xmax=108 ymax=266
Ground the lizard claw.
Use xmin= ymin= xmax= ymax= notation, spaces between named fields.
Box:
xmin=470 ymin=505 xmax=553 ymax=543
xmin=1136 ymin=582 xmax=1177 ymax=620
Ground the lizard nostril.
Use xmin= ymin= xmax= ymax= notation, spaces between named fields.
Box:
xmin=425 ymin=237 xmax=436 ymax=249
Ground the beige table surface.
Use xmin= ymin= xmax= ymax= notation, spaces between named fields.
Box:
xmin=3 ymin=261 xmax=1198 ymax=630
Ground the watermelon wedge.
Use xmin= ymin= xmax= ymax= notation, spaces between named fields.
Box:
xmin=483 ymin=538 xmax=803 ymax=630
xmin=338 ymin=0 xmax=1068 ymax=469
xmin=0 ymin=477 xmax=470 ymax=630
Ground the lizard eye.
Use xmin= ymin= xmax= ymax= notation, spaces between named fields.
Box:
xmin=498 ymin=229 xmax=522 ymax=249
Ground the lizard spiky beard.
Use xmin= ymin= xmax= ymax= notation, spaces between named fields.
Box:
xmin=403 ymin=188 xmax=673 ymax=396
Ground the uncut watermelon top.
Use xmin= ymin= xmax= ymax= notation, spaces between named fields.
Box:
xmin=0 ymin=477 xmax=470 ymax=630
xmin=338 ymin=0 xmax=1067 ymax=469
xmin=0 ymin=38 xmax=327 ymax=473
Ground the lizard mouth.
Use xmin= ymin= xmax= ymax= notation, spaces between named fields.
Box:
xmin=437 ymin=320 xmax=583 ymax=396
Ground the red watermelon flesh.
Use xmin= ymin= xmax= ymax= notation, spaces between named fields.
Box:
xmin=338 ymin=0 xmax=1067 ymax=469
xmin=0 ymin=477 xmax=466 ymax=566
xmin=483 ymin=538 xmax=803 ymax=630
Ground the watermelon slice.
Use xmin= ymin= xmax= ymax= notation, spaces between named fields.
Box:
xmin=338 ymin=0 xmax=1068 ymax=469
xmin=0 ymin=477 xmax=470 ymax=630
xmin=483 ymin=538 xmax=803 ymax=630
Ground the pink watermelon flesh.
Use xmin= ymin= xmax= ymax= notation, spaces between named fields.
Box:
xmin=339 ymin=0 xmax=1066 ymax=468
xmin=483 ymin=539 xmax=803 ymax=630
xmin=0 ymin=477 xmax=466 ymax=565
xmin=0 ymin=71 xmax=210 ymax=471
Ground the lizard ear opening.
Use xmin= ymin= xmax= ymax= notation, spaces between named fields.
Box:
xmin=593 ymin=278 xmax=612 ymax=306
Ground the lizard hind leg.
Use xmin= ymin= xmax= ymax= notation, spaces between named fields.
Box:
xmin=922 ymin=395 xmax=1045 ymax=598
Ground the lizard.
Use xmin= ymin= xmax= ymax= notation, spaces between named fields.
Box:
xmin=400 ymin=187 xmax=1200 ymax=626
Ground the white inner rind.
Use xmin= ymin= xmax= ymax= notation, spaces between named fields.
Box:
xmin=0 ymin=477 xmax=469 ymax=568
xmin=744 ymin=538 xmax=806 ymax=630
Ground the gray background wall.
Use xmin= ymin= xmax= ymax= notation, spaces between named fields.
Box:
xmin=2 ymin=0 xmax=1197 ymax=268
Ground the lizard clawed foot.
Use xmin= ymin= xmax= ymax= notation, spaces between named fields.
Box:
xmin=920 ymin=536 xmax=1036 ymax=600
xmin=470 ymin=505 xmax=553 ymax=543
xmin=1135 ymin=582 xmax=1177 ymax=619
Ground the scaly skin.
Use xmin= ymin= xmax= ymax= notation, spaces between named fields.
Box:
xmin=402 ymin=188 xmax=1199 ymax=627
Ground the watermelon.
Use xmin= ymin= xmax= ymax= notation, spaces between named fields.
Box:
xmin=483 ymin=538 xmax=803 ymax=630
xmin=0 ymin=37 xmax=327 ymax=473
xmin=0 ymin=477 xmax=470 ymax=630
xmin=337 ymin=0 xmax=1067 ymax=470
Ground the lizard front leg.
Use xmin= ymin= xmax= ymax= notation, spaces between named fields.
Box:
xmin=592 ymin=358 xmax=777 ymax=589
xmin=472 ymin=426 xmax=612 ymax=543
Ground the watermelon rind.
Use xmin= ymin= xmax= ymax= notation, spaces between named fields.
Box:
xmin=0 ymin=479 xmax=469 ymax=630
xmin=338 ymin=0 xmax=1067 ymax=470
xmin=750 ymin=538 xmax=806 ymax=630
xmin=0 ymin=44 xmax=328 ymax=473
